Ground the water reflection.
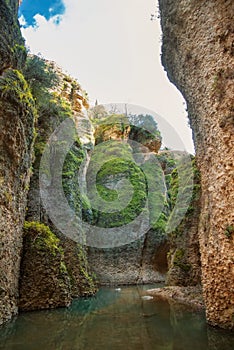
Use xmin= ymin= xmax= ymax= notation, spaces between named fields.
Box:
xmin=0 ymin=285 xmax=233 ymax=350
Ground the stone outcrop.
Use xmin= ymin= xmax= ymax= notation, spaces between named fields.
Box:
xmin=0 ymin=0 xmax=36 ymax=325
xmin=19 ymin=222 xmax=71 ymax=311
xmin=166 ymin=159 xmax=201 ymax=286
xmin=159 ymin=0 xmax=234 ymax=329
xmin=145 ymin=285 xmax=204 ymax=311
xmin=87 ymin=113 xmax=170 ymax=285
xmin=20 ymin=58 xmax=97 ymax=309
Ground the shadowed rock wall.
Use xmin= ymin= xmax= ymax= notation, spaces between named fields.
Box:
xmin=0 ymin=0 xmax=35 ymax=324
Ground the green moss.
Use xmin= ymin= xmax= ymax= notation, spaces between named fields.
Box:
xmin=77 ymin=244 xmax=96 ymax=290
xmin=0 ymin=69 xmax=37 ymax=151
xmin=11 ymin=43 xmax=27 ymax=68
xmin=0 ymin=69 xmax=36 ymax=110
xmin=3 ymin=190 xmax=12 ymax=204
xmin=90 ymin=156 xmax=147 ymax=228
xmin=225 ymin=225 xmax=234 ymax=239
xmin=23 ymin=221 xmax=62 ymax=256
xmin=128 ymin=114 xmax=161 ymax=141
xmin=34 ymin=141 xmax=46 ymax=157
xmin=142 ymin=155 xmax=166 ymax=227
xmin=60 ymin=261 xmax=68 ymax=274
xmin=94 ymin=114 xmax=129 ymax=144
xmin=168 ymin=157 xmax=200 ymax=215
xmin=152 ymin=212 xmax=168 ymax=232
xmin=81 ymin=194 xmax=94 ymax=223
xmin=23 ymin=55 xmax=58 ymax=99
xmin=62 ymin=138 xmax=85 ymax=215
xmin=173 ymin=248 xmax=191 ymax=272
xmin=174 ymin=248 xmax=184 ymax=261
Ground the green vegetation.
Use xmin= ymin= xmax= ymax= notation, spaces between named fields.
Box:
xmin=23 ymin=221 xmax=63 ymax=257
xmin=3 ymin=190 xmax=12 ymax=205
xmin=143 ymin=154 xmax=166 ymax=228
xmin=23 ymin=55 xmax=58 ymax=99
xmin=151 ymin=212 xmax=168 ymax=232
xmin=128 ymin=114 xmax=162 ymax=144
xmin=86 ymin=141 xmax=147 ymax=228
xmin=225 ymin=225 xmax=234 ymax=239
xmin=95 ymin=158 xmax=147 ymax=227
xmin=60 ymin=261 xmax=68 ymax=274
xmin=11 ymin=44 xmax=27 ymax=69
xmin=23 ymin=55 xmax=72 ymax=125
xmin=167 ymin=156 xmax=200 ymax=215
xmin=0 ymin=69 xmax=35 ymax=109
xmin=0 ymin=69 xmax=37 ymax=152
xmin=173 ymin=248 xmax=191 ymax=272
xmin=22 ymin=55 xmax=74 ymax=173
xmin=93 ymin=114 xmax=129 ymax=144
xmin=62 ymin=138 xmax=86 ymax=215
xmin=77 ymin=244 xmax=97 ymax=291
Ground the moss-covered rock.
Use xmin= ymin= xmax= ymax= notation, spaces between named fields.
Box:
xmin=93 ymin=114 xmax=130 ymax=145
xmin=19 ymin=222 xmax=71 ymax=311
xmin=166 ymin=158 xmax=201 ymax=286
xmin=87 ymin=117 xmax=169 ymax=285
xmin=61 ymin=241 xmax=97 ymax=297
xmin=0 ymin=67 xmax=36 ymax=324
xmin=23 ymin=56 xmax=97 ymax=307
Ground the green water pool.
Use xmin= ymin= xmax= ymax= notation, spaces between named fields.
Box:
xmin=0 ymin=285 xmax=233 ymax=349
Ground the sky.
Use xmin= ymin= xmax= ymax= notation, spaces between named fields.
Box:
xmin=18 ymin=0 xmax=194 ymax=153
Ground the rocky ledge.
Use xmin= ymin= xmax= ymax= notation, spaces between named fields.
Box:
xmin=145 ymin=285 xmax=204 ymax=311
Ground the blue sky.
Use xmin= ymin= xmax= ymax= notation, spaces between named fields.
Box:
xmin=19 ymin=0 xmax=65 ymax=26
xmin=18 ymin=0 xmax=194 ymax=153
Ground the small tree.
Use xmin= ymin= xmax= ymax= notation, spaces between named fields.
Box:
xmin=23 ymin=55 xmax=58 ymax=102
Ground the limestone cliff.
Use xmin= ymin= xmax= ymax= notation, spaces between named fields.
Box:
xmin=19 ymin=222 xmax=71 ymax=311
xmin=0 ymin=0 xmax=36 ymax=325
xmin=159 ymin=0 xmax=234 ymax=329
xmin=166 ymin=158 xmax=201 ymax=286
xmin=87 ymin=113 xmax=170 ymax=285
xmin=19 ymin=57 xmax=96 ymax=310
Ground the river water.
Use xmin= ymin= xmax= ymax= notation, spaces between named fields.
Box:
xmin=0 ymin=285 xmax=233 ymax=350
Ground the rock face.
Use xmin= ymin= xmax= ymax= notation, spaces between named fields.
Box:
xmin=166 ymin=159 xmax=201 ymax=286
xmin=159 ymin=0 xmax=234 ymax=329
xmin=0 ymin=0 xmax=26 ymax=74
xmin=88 ymin=232 xmax=168 ymax=286
xmin=19 ymin=222 xmax=71 ymax=311
xmin=0 ymin=0 xmax=36 ymax=325
xmin=20 ymin=58 xmax=97 ymax=309
xmin=87 ymin=113 xmax=169 ymax=285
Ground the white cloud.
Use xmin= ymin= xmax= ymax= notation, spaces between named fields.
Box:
xmin=20 ymin=0 xmax=194 ymax=153
xmin=19 ymin=14 xmax=27 ymax=27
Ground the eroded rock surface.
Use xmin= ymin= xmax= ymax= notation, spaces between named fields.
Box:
xmin=0 ymin=0 xmax=35 ymax=325
xmin=87 ymin=232 xmax=168 ymax=286
xmin=159 ymin=0 xmax=234 ymax=329
xmin=19 ymin=222 xmax=71 ymax=311
xmin=19 ymin=58 xmax=96 ymax=310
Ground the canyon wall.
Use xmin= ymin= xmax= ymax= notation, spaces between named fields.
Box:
xmin=0 ymin=0 xmax=36 ymax=324
xmin=159 ymin=0 xmax=234 ymax=329
xmin=19 ymin=58 xmax=96 ymax=310
xmin=87 ymin=114 xmax=171 ymax=285
xmin=166 ymin=158 xmax=201 ymax=286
